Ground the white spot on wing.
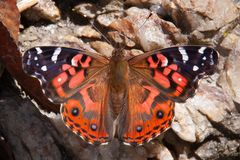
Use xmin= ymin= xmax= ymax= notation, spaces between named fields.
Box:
xmin=202 ymin=56 xmax=207 ymax=60
xmin=210 ymin=60 xmax=214 ymax=65
xmin=199 ymin=47 xmax=206 ymax=54
xmin=57 ymin=78 xmax=62 ymax=82
xmin=36 ymin=47 xmax=42 ymax=54
xmin=123 ymin=142 xmax=131 ymax=146
xmin=41 ymin=65 xmax=47 ymax=71
xmin=51 ymin=47 xmax=61 ymax=63
xmin=178 ymin=47 xmax=189 ymax=63
xmin=162 ymin=59 xmax=168 ymax=67
xmin=42 ymin=89 xmax=46 ymax=94
xmin=48 ymin=98 xmax=54 ymax=103
xmin=34 ymin=57 xmax=38 ymax=60
xmin=101 ymin=142 xmax=109 ymax=146
xmin=193 ymin=65 xmax=199 ymax=71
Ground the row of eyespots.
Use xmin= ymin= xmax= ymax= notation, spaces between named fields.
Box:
xmin=124 ymin=100 xmax=174 ymax=146
xmin=61 ymin=101 xmax=109 ymax=145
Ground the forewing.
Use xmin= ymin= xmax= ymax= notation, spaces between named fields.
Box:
xmin=119 ymin=70 xmax=174 ymax=146
xmin=22 ymin=46 xmax=109 ymax=103
xmin=128 ymin=46 xmax=218 ymax=101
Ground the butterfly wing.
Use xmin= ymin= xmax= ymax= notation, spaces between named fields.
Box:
xmin=119 ymin=46 xmax=218 ymax=145
xmin=22 ymin=46 xmax=109 ymax=103
xmin=118 ymin=70 xmax=175 ymax=146
xmin=128 ymin=46 xmax=218 ymax=102
xmin=22 ymin=47 xmax=113 ymax=144
xmin=60 ymin=68 xmax=114 ymax=145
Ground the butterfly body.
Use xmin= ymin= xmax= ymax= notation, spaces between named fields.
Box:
xmin=109 ymin=53 xmax=129 ymax=118
xmin=22 ymin=46 xmax=218 ymax=146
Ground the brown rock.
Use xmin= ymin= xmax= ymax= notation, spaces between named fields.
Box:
xmin=220 ymin=25 xmax=240 ymax=53
xmin=90 ymin=41 xmax=114 ymax=57
xmin=172 ymin=103 xmax=196 ymax=142
xmin=173 ymin=83 xmax=235 ymax=143
xmin=73 ymin=3 xmax=98 ymax=19
xmin=125 ymin=7 xmax=187 ymax=51
xmin=23 ymin=0 xmax=61 ymax=22
xmin=104 ymin=0 xmax=124 ymax=12
xmin=162 ymin=0 xmax=239 ymax=44
xmin=125 ymin=7 xmax=169 ymax=51
xmin=163 ymin=0 xmax=239 ymax=32
xmin=0 ymin=0 xmax=20 ymax=41
xmin=124 ymin=0 xmax=164 ymax=6
xmin=74 ymin=25 xmax=101 ymax=39
xmin=109 ymin=18 xmax=136 ymax=41
xmin=195 ymin=137 xmax=240 ymax=160
xmin=218 ymin=45 xmax=240 ymax=104
xmin=108 ymin=31 xmax=136 ymax=47
xmin=97 ymin=11 xmax=124 ymax=27
xmin=156 ymin=144 xmax=174 ymax=160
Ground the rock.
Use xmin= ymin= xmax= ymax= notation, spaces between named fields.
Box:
xmin=108 ymin=18 xmax=138 ymax=47
xmin=17 ymin=0 xmax=38 ymax=13
xmin=195 ymin=137 xmax=240 ymax=160
xmin=19 ymin=20 xmax=96 ymax=53
xmin=74 ymin=25 xmax=101 ymax=39
xmin=156 ymin=144 xmax=174 ymax=160
xmin=172 ymin=103 xmax=196 ymax=142
xmin=163 ymin=0 xmax=239 ymax=32
xmin=218 ymin=44 xmax=240 ymax=104
xmin=97 ymin=11 xmax=124 ymax=27
xmin=163 ymin=130 xmax=192 ymax=158
xmin=220 ymin=114 xmax=240 ymax=135
xmin=190 ymin=84 xmax=235 ymax=122
xmin=0 ymin=0 xmax=20 ymax=41
xmin=178 ymin=154 xmax=197 ymax=160
xmin=186 ymin=104 xmax=215 ymax=142
xmin=107 ymin=31 xmax=136 ymax=47
xmin=0 ymin=79 xmax=65 ymax=159
xmin=130 ymin=49 xmax=144 ymax=56
xmin=173 ymin=83 xmax=235 ymax=143
xmin=162 ymin=0 xmax=239 ymax=44
xmin=124 ymin=0 xmax=164 ymax=6
xmin=73 ymin=3 xmax=98 ymax=19
xmin=104 ymin=0 xmax=124 ymax=12
xmin=126 ymin=7 xmax=170 ymax=51
xmin=23 ymin=0 xmax=61 ymax=22
xmin=90 ymin=41 xmax=114 ymax=57
xmin=125 ymin=7 xmax=187 ymax=51
xmin=50 ymin=117 xmax=90 ymax=159
xmin=0 ymin=62 xmax=4 ymax=78
xmin=220 ymin=25 xmax=240 ymax=53
xmin=150 ymin=3 xmax=168 ymax=18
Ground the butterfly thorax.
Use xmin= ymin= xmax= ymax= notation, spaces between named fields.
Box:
xmin=109 ymin=54 xmax=129 ymax=118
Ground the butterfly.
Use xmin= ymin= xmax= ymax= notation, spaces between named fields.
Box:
xmin=22 ymin=45 xmax=218 ymax=146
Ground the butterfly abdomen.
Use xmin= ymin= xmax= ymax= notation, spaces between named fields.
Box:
xmin=109 ymin=57 xmax=129 ymax=118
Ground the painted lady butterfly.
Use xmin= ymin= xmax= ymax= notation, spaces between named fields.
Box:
xmin=22 ymin=45 xmax=218 ymax=146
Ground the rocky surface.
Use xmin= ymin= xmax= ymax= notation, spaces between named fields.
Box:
xmin=22 ymin=0 xmax=61 ymax=22
xmin=0 ymin=0 xmax=240 ymax=159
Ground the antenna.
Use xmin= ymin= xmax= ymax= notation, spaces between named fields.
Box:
xmin=87 ymin=18 xmax=113 ymax=45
